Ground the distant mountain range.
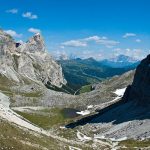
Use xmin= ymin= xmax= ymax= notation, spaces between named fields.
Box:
xmin=58 ymin=55 xmax=139 ymax=92
xmin=100 ymin=54 xmax=140 ymax=68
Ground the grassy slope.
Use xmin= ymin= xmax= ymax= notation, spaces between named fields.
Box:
xmin=0 ymin=120 xmax=64 ymax=150
xmin=79 ymin=85 xmax=93 ymax=94
xmin=0 ymin=74 xmax=15 ymax=93
xmin=0 ymin=118 xmax=96 ymax=150
xmin=119 ymin=139 xmax=150 ymax=149
xmin=15 ymin=108 xmax=75 ymax=129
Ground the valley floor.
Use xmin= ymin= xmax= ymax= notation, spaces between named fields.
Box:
xmin=0 ymin=85 xmax=150 ymax=150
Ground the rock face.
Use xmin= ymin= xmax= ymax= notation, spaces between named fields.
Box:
xmin=0 ymin=30 xmax=16 ymax=55
xmin=18 ymin=33 xmax=46 ymax=53
xmin=0 ymin=29 xmax=66 ymax=87
xmin=123 ymin=54 xmax=150 ymax=106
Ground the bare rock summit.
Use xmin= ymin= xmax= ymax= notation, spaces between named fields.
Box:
xmin=0 ymin=29 xmax=66 ymax=87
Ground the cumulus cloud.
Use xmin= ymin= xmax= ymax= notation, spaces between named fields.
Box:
xmin=81 ymin=50 xmax=102 ymax=60
xmin=62 ymin=35 xmax=119 ymax=48
xmin=96 ymin=39 xmax=119 ymax=48
xmin=135 ymin=39 xmax=141 ymax=43
xmin=6 ymin=9 xmax=18 ymax=14
xmin=59 ymin=45 xmax=65 ymax=49
xmin=123 ymin=33 xmax=136 ymax=38
xmin=129 ymin=49 xmax=145 ymax=60
xmin=28 ymin=28 xmax=41 ymax=34
xmin=113 ymin=48 xmax=146 ymax=60
xmin=84 ymin=36 xmax=101 ymax=41
xmin=4 ymin=30 xmax=22 ymax=38
xmin=84 ymin=36 xmax=107 ymax=41
xmin=62 ymin=40 xmax=87 ymax=47
xmin=84 ymin=36 xmax=119 ymax=48
xmin=17 ymin=40 xmax=24 ymax=44
xmin=113 ymin=48 xmax=121 ymax=53
xmin=51 ymin=50 xmax=69 ymax=60
xmin=22 ymin=12 xmax=38 ymax=19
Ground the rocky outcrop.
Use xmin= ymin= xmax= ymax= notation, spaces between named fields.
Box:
xmin=122 ymin=54 xmax=150 ymax=106
xmin=17 ymin=33 xmax=45 ymax=53
xmin=0 ymin=30 xmax=16 ymax=55
xmin=0 ymin=29 xmax=66 ymax=87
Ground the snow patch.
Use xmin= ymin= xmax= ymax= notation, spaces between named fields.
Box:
xmin=87 ymin=105 xmax=93 ymax=109
xmin=109 ymin=137 xmax=128 ymax=142
xmin=113 ymin=88 xmax=126 ymax=97
xmin=76 ymin=110 xmax=90 ymax=116
xmin=59 ymin=126 xmax=66 ymax=129
xmin=69 ymin=146 xmax=82 ymax=150
xmin=94 ymin=134 xmax=127 ymax=142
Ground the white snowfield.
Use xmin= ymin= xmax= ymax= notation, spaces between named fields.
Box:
xmin=76 ymin=110 xmax=90 ymax=116
xmin=113 ymin=88 xmax=126 ymax=97
xmin=95 ymin=87 xmax=127 ymax=110
xmin=76 ymin=88 xmax=126 ymax=116
xmin=87 ymin=105 xmax=93 ymax=109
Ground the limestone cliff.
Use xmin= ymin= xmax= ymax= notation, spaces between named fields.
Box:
xmin=0 ymin=29 xmax=66 ymax=87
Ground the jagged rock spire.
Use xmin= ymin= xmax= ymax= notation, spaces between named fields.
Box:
xmin=25 ymin=33 xmax=46 ymax=53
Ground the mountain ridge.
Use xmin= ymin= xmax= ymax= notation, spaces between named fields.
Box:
xmin=59 ymin=57 xmax=137 ymax=91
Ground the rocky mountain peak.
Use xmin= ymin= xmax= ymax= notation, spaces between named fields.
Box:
xmin=111 ymin=54 xmax=138 ymax=63
xmin=123 ymin=54 xmax=150 ymax=106
xmin=23 ymin=33 xmax=46 ymax=53
xmin=0 ymin=29 xmax=66 ymax=88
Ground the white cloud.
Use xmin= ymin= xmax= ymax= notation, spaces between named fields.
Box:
xmin=84 ymin=36 xmax=119 ymax=48
xmin=6 ymin=9 xmax=18 ymax=14
xmin=81 ymin=50 xmax=102 ymax=60
xmin=22 ymin=12 xmax=38 ymax=19
xmin=113 ymin=48 xmax=121 ymax=52
xmin=131 ymin=49 xmax=145 ymax=60
xmin=84 ymin=36 xmax=107 ymax=41
xmin=123 ymin=33 xmax=136 ymax=38
xmin=126 ymin=48 xmax=131 ymax=52
xmin=62 ymin=40 xmax=87 ymax=47
xmin=135 ymin=39 xmax=141 ymax=43
xmin=60 ymin=45 xmax=65 ymax=49
xmin=17 ymin=40 xmax=24 ymax=44
xmin=51 ymin=50 xmax=68 ymax=60
xmin=113 ymin=48 xmax=146 ymax=60
xmin=4 ymin=30 xmax=22 ymax=38
xmin=84 ymin=36 xmax=100 ymax=41
xmin=62 ymin=35 xmax=119 ymax=48
xmin=96 ymin=39 xmax=119 ymax=48
xmin=28 ymin=28 xmax=41 ymax=34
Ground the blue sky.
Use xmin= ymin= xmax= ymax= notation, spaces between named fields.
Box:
xmin=0 ymin=0 xmax=150 ymax=60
